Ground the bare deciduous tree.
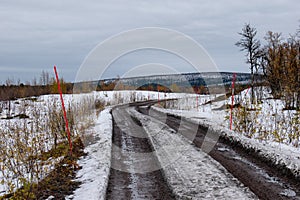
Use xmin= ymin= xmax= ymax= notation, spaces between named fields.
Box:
xmin=39 ymin=70 xmax=50 ymax=86
xmin=236 ymin=23 xmax=262 ymax=104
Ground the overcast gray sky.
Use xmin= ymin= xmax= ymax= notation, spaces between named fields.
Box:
xmin=0 ymin=0 xmax=299 ymax=83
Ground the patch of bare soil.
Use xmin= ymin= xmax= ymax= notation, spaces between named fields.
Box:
xmin=33 ymin=138 xmax=87 ymax=200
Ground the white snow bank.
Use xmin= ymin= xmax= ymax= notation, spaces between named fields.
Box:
xmin=67 ymin=108 xmax=113 ymax=200
xmin=92 ymin=90 xmax=207 ymax=106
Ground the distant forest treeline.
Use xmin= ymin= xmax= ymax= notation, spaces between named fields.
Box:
xmin=0 ymin=84 xmax=73 ymax=101
xmin=0 ymin=71 xmax=73 ymax=101
xmin=0 ymin=71 xmax=252 ymax=101
xmin=95 ymin=72 xmax=252 ymax=95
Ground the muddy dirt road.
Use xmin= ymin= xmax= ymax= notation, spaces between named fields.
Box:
xmin=106 ymin=101 xmax=300 ymax=199
xmin=106 ymin=106 xmax=174 ymax=200
xmin=138 ymin=105 xmax=300 ymax=200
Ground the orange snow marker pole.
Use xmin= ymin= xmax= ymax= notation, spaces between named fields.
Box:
xmin=230 ymin=73 xmax=236 ymax=130
xmin=196 ymin=95 xmax=199 ymax=111
xmin=158 ymin=88 xmax=160 ymax=104
xmin=245 ymin=86 xmax=251 ymax=96
xmin=54 ymin=66 xmax=72 ymax=155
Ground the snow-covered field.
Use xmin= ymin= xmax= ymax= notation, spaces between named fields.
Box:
xmin=0 ymin=95 xmax=68 ymax=194
xmin=224 ymin=87 xmax=299 ymax=147
xmin=0 ymin=93 xmax=98 ymax=194
xmin=1 ymin=88 xmax=299 ymax=198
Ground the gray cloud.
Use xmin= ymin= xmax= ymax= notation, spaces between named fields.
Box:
xmin=0 ymin=0 xmax=299 ymax=83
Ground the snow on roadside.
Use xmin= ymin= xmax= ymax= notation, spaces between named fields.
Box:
xmin=66 ymin=108 xmax=113 ymax=200
xmin=131 ymin=108 xmax=258 ymax=199
xmin=152 ymin=106 xmax=300 ymax=179
xmin=92 ymin=90 xmax=210 ymax=107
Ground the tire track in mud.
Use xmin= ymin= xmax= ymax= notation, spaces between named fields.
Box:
xmin=138 ymin=106 xmax=300 ymax=200
xmin=106 ymin=107 xmax=174 ymax=200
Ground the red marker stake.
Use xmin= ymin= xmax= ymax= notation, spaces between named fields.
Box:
xmin=54 ymin=66 xmax=72 ymax=155
xmin=196 ymin=95 xmax=199 ymax=111
xmin=245 ymin=86 xmax=251 ymax=96
xmin=158 ymin=88 xmax=160 ymax=104
xmin=230 ymin=73 xmax=236 ymax=130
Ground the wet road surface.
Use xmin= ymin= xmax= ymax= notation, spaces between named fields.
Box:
xmin=106 ymin=106 xmax=174 ymax=200
xmin=138 ymin=105 xmax=300 ymax=200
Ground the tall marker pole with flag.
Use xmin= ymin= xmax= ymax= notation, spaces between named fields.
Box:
xmin=230 ymin=73 xmax=236 ymax=130
xmin=54 ymin=66 xmax=73 ymax=155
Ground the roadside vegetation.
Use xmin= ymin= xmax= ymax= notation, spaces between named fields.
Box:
xmin=0 ymin=72 xmax=105 ymax=199
xmin=230 ymin=87 xmax=300 ymax=148
xmin=232 ymin=23 xmax=300 ymax=147
xmin=235 ymin=23 xmax=300 ymax=109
